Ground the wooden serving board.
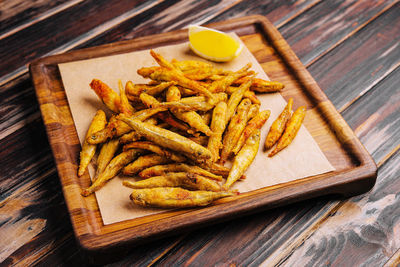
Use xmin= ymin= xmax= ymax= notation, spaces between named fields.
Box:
xmin=29 ymin=15 xmax=376 ymax=261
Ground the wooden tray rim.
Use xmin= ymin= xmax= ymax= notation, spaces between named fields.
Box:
xmin=29 ymin=15 xmax=377 ymax=253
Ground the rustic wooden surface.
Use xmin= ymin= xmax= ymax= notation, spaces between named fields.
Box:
xmin=0 ymin=0 xmax=399 ymax=266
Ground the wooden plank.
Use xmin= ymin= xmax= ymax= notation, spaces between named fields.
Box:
xmin=279 ymin=150 xmax=400 ymax=266
xmin=307 ymin=3 xmax=400 ymax=111
xmin=0 ymin=74 xmax=39 ymax=137
xmin=0 ymin=0 xmax=159 ymax=81
xmin=151 ymin=199 xmax=339 ymax=266
xmin=342 ymin=67 xmax=400 ymax=164
xmin=81 ymin=0 xmax=243 ymax=47
xmin=0 ymin=0 xmax=77 ymax=36
xmin=279 ymin=0 xmax=397 ymax=66
xmin=207 ymin=0 xmax=321 ymax=28
xmin=0 ymin=119 xmax=53 ymax=196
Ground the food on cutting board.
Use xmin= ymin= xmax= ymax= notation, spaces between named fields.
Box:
xmin=77 ymin=49 xmax=304 ymax=208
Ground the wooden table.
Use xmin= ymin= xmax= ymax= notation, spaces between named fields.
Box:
xmin=1 ymin=1 xmax=399 ymax=266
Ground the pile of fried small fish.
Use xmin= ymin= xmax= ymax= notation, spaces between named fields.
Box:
xmin=78 ymin=50 xmax=305 ymax=208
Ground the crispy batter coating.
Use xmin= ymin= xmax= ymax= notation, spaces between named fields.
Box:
xmin=232 ymin=109 xmax=270 ymax=154
xmin=123 ymin=141 xmax=186 ymax=163
xmin=81 ymin=149 xmax=142 ymax=196
xmin=269 ymin=106 xmax=306 ymax=157
xmin=118 ymin=114 xmax=213 ymax=163
xmin=188 ymin=135 xmax=209 ymax=146
xmin=139 ymin=163 xmax=223 ymax=181
xmin=123 ymin=172 xmax=221 ymax=192
xmin=200 ymin=111 xmax=212 ymax=126
xmin=207 ymin=101 xmax=227 ymax=162
xmin=90 ymin=79 xmax=120 ymax=113
xmin=157 ymin=111 xmax=194 ymax=133
xmin=87 ymin=107 xmax=166 ymax=144
xmin=126 ymin=81 xmax=176 ymax=97
xmin=223 ymin=130 xmax=260 ymax=190
xmin=226 ymin=86 xmax=261 ymax=105
xmin=264 ymin=98 xmax=293 ymax=150
xmin=119 ymin=131 xmax=141 ymax=144
xmin=153 ymin=93 xmax=227 ymax=112
xmin=233 ymin=77 xmax=285 ymax=93
xmin=137 ymin=50 xmax=215 ymax=101
xmin=78 ymin=110 xmax=107 ymax=176
xmin=129 ymin=187 xmax=233 ymax=208
xmin=94 ymin=138 xmax=119 ymax=181
xmin=167 ymin=86 xmax=212 ymax=136
xmin=171 ymin=59 xmax=212 ymax=71
xmin=247 ymin=104 xmax=261 ymax=121
xmin=166 ymin=85 xmax=181 ymax=102
xmin=182 ymin=67 xmax=221 ymax=81
xmin=117 ymin=80 xmax=135 ymax=115
xmin=122 ymin=154 xmax=170 ymax=176
xmin=207 ymin=63 xmax=253 ymax=93
xmin=220 ymin=98 xmax=252 ymax=163
xmin=176 ymin=111 xmax=212 ymax=136
xmin=226 ymin=77 xmax=253 ymax=123
xmin=139 ymin=92 xmax=160 ymax=108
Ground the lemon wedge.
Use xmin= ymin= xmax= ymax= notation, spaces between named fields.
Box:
xmin=188 ymin=25 xmax=243 ymax=62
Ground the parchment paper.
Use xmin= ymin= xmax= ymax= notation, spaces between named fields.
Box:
xmin=58 ymin=34 xmax=335 ymax=225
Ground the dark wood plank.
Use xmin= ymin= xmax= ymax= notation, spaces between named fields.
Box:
xmin=81 ymin=0 xmax=243 ymax=48
xmin=307 ymin=2 xmax=400 ymax=111
xmin=280 ymin=150 xmax=400 ymax=266
xmin=0 ymin=0 xmax=154 ymax=80
xmin=152 ymin=199 xmax=338 ymax=266
xmin=279 ymin=0 xmax=397 ymax=66
xmin=0 ymin=74 xmax=39 ymax=136
xmin=207 ymin=0 xmax=321 ymax=27
xmin=342 ymin=66 xmax=400 ymax=165
xmin=0 ymin=0 xmax=75 ymax=35
xmin=0 ymin=118 xmax=53 ymax=195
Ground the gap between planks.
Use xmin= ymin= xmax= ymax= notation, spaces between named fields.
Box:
xmin=0 ymin=0 xmax=164 ymax=87
xmin=0 ymin=0 xmax=85 ymax=41
xmin=338 ymin=62 xmax=400 ymax=113
xmin=275 ymin=0 xmax=322 ymax=29
xmin=164 ymin=0 xmax=246 ymax=32
xmin=303 ymin=1 xmax=398 ymax=68
xmin=146 ymin=234 xmax=189 ymax=267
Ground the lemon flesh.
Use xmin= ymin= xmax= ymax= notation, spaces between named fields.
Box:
xmin=189 ymin=25 xmax=243 ymax=62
